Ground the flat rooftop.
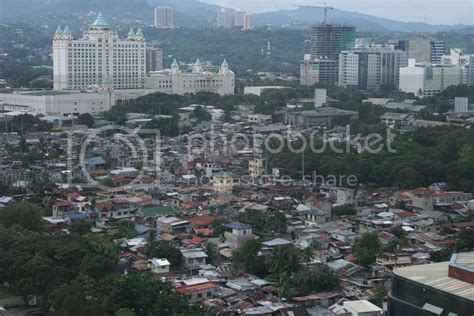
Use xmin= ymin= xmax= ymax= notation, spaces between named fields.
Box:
xmin=393 ymin=261 xmax=474 ymax=300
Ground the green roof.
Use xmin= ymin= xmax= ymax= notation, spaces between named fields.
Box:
xmin=384 ymin=102 xmax=426 ymax=112
xmin=171 ymin=58 xmax=179 ymax=68
xmin=135 ymin=27 xmax=144 ymax=37
xmin=221 ymin=59 xmax=229 ymax=68
xmin=102 ymin=76 xmax=113 ymax=84
xmin=92 ymin=12 xmax=109 ymax=26
xmin=304 ymin=208 xmax=322 ymax=216
xmin=63 ymin=25 xmax=71 ymax=33
xmin=295 ymin=107 xmax=358 ymax=117
xmin=127 ymin=27 xmax=135 ymax=36
xmin=214 ymin=171 xmax=236 ymax=178
xmin=55 ymin=25 xmax=63 ymax=33
xmin=141 ymin=205 xmax=181 ymax=218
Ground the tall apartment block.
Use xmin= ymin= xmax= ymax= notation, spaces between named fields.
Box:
xmin=154 ymin=6 xmax=174 ymax=28
xmin=217 ymin=9 xmax=231 ymax=28
xmin=243 ymin=14 xmax=254 ymax=30
xmin=146 ymin=47 xmax=163 ymax=73
xmin=235 ymin=10 xmax=246 ymax=27
xmin=53 ymin=13 xmax=146 ymax=90
xmin=338 ymin=48 xmax=408 ymax=91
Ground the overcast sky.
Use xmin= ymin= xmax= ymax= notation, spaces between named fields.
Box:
xmin=201 ymin=0 xmax=474 ymax=25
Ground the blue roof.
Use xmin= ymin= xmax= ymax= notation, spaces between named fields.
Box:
xmin=66 ymin=213 xmax=87 ymax=220
xmin=84 ymin=157 xmax=106 ymax=165
xmin=134 ymin=224 xmax=152 ymax=235
xmin=225 ymin=222 xmax=252 ymax=230
xmin=92 ymin=12 xmax=109 ymax=26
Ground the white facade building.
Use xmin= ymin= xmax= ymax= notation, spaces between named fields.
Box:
xmin=154 ymin=6 xmax=174 ymax=28
xmin=243 ymin=14 xmax=254 ymax=30
xmin=0 ymin=84 xmax=114 ymax=116
xmin=217 ymin=9 xmax=230 ymax=28
xmin=145 ymin=59 xmax=234 ymax=96
xmin=235 ymin=10 xmax=246 ymax=27
xmin=399 ymin=63 xmax=467 ymax=97
xmin=338 ymin=48 xmax=408 ymax=91
xmin=53 ymin=13 xmax=146 ymax=91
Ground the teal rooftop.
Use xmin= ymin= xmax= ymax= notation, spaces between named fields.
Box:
xmin=92 ymin=12 xmax=109 ymax=26
xmin=221 ymin=58 xmax=229 ymax=68
xmin=135 ymin=27 xmax=144 ymax=37
xmin=127 ymin=27 xmax=135 ymax=37
xmin=55 ymin=25 xmax=63 ymax=33
xmin=171 ymin=59 xmax=179 ymax=68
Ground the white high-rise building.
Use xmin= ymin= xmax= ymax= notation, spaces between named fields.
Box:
xmin=155 ymin=6 xmax=174 ymax=28
xmin=217 ymin=9 xmax=230 ymax=28
xmin=243 ymin=14 xmax=254 ymax=30
xmin=338 ymin=47 xmax=408 ymax=91
xmin=235 ymin=10 xmax=246 ymax=27
xmin=53 ymin=13 xmax=146 ymax=91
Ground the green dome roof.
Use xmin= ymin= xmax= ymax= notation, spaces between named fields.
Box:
xmin=128 ymin=27 xmax=135 ymax=36
xmin=171 ymin=58 xmax=179 ymax=68
xmin=135 ymin=27 xmax=144 ymax=37
xmin=63 ymin=25 xmax=71 ymax=33
xmin=55 ymin=25 xmax=63 ymax=34
xmin=92 ymin=12 xmax=109 ymax=26
xmin=221 ymin=59 xmax=229 ymax=68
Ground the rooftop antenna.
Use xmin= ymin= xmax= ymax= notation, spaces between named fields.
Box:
xmin=323 ymin=2 xmax=334 ymax=25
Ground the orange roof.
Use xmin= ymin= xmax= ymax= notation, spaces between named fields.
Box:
xmin=188 ymin=215 xmax=215 ymax=226
xmin=160 ymin=233 xmax=176 ymax=241
xmin=54 ymin=200 xmax=75 ymax=207
xmin=195 ymin=228 xmax=213 ymax=236
xmin=397 ymin=211 xmax=417 ymax=217
xmin=175 ymin=282 xmax=217 ymax=294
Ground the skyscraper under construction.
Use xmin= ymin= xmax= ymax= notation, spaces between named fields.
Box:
xmin=310 ymin=24 xmax=356 ymax=59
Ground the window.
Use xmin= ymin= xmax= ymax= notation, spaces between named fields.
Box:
xmin=197 ymin=293 xmax=202 ymax=298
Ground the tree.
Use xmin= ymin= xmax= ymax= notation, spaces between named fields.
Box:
xmin=210 ymin=217 xmax=228 ymax=236
xmin=264 ymin=212 xmax=287 ymax=234
xmin=265 ymin=245 xmax=302 ymax=275
xmin=456 ymin=228 xmax=474 ymax=251
xmin=77 ymin=113 xmax=95 ymax=128
xmin=117 ymin=220 xmax=135 ymax=238
xmin=0 ymin=202 xmax=44 ymax=231
xmin=370 ymin=283 xmax=388 ymax=308
xmin=148 ymin=244 xmax=182 ymax=268
xmin=203 ymin=241 xmax=219 ymax=264
xmin=190 ymin=106 xmax=211 ymax=121
xmin=354 ymin=232 xmax=382 ymax=266
xmin=69 ymin=220 xmax=92 ymax=235
xmin=231 ymin=239 xmax=267 ymax=276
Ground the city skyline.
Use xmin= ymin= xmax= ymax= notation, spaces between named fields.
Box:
xmin=202 ymin=0 xmax=474 ymax=25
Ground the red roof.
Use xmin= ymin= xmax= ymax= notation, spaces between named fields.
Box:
xmin=187 ymin=215 xmax=215 ymax=227
xmin=190 ymin=237 xmax=204 ymax=245
xmin=96 ymin=202 xmax=114 ymax=212
xmin=175 ymin=282 xmax=217 ymax=294
xmin=54 ymin=200 xmax=75 ymax=207
xmin=397 ymin=211 xmax=417 ymax=217
xmin=195 ymin=228 xmax=213 ymax=236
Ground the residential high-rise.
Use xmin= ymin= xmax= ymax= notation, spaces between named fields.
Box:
xmin=154 ymin=6 xmax=174 ymax=28
xmin=338 ymin=48 xmax=408 ymax=91
xmin=235 ymin=10 xmax=246 ymax=27
xmin=146 ymin=47 xmax=163 ymax=73
xmin=314 ymin=89 xmax=327 ymax=108
xmin=243 ymin=13 xmax=254 ymax=30
xmin=310 ymin=24 xmax=356 ymax=60
xmin=217 ymin=9 xmax=230 ymax=28
xmin=53 ymin=13 xmax=146 ymax=90
xmin=431 ymin=40 xmax=446 ymax=64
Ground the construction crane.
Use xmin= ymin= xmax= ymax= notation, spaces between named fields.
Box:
xmin=322 ymin=2 xmax=334 ymax=25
